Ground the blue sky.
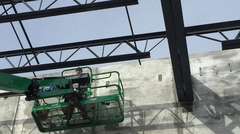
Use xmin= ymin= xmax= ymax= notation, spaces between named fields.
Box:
xmin=0 ymin=0 xmax=239 ymax=76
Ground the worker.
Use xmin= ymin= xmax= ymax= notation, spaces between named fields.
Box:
xmin=62 ymin=67 xmax=90 ymax=122
xmin=75 ymin=67 xmax=83 ymax=74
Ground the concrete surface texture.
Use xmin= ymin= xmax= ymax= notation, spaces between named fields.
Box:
xmin=1 ymin=48 xmax=240 ymax=134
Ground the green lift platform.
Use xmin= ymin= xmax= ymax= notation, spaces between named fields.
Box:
xmin=0 ymin=67 xmax=124 ymax=132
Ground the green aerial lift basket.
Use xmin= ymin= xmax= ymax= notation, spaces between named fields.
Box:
xmin=31 ymin=69 xmax=124 ymax=132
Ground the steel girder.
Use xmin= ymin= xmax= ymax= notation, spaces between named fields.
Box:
xmin=1 ymin=20 xmax=239 ymax=58
xmin=0 ymin=52 xmax=150 ymax=74
xmin=222 ymin=39 xmax=240 ymax=50
xmin=161 ymin=0 xmax=193 ymax=104
xmin=0 ymin=0 xmax=138 ymax=23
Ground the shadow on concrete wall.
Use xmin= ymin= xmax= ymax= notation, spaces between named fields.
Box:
xmin=103 ymin=76 xmax=240 ymax=134
xmin=1 ymin=76 xmax=240 ymax=134
xmin=191 ymin=76 xmax=240 ymax=134
xmin=103 ymin=100 xmax=192 ymax=134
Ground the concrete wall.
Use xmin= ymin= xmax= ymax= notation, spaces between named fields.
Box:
xmin=1 ymin=49 xmax=240 ymax=134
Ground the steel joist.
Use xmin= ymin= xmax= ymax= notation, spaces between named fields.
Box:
xmin=0 ymin=0 xmax=138 ymax=23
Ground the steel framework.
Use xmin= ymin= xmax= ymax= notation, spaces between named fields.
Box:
xmin=0 ymin=0 xmax=240 ymax=106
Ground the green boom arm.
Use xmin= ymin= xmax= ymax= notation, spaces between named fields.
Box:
xmin=0 ymin=71 xmax=72 ymax=101
xmin=0 ymin=72 xmax=32 ymax=93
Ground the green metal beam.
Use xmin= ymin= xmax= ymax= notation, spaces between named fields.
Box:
xmin=0 ymin=72 xmax=31 ymax=93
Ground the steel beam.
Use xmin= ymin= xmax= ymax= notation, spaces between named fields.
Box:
xmin=1 ymin=20 xmax=239 ymax=58
xmin=186 ymin=20 xmax=240 ymax=35
xmin=222 ymin=39 xmax=240 ymax=50
xmin=0 ymin=0 xmax=138 ymax=23
xmin=161 ymin=0 xmax=193 ymax=103
xmin=0 ymin=52 xmax=150 ymax=74
xmin=0 ymin=35 xmax=163 ymax=57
